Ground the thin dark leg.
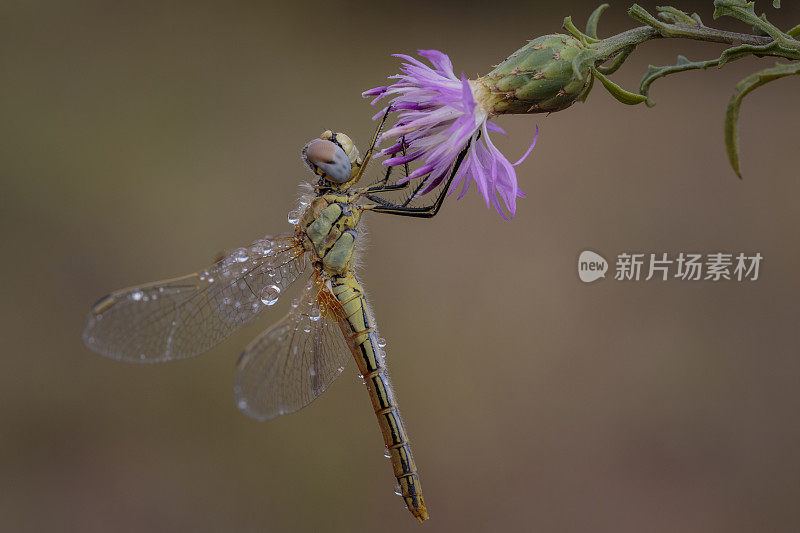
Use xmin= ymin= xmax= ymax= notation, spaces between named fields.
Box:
xmin=369 ymin=143 xmax=470 ymax=219
xmin=353 ymin=106 xmax=392 ymax=183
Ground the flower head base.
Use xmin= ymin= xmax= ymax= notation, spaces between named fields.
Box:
xmin=364 ymin=50 xmax=536 ymax=219
xmin=477 ymin=34 xmax=592 ymax=114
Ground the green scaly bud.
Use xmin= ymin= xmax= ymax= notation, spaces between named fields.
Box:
xmin=473 ymin=34 xmax=592 ymax=115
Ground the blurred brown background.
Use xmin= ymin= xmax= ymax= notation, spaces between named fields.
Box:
xmin=2 ymin=1 xmax=799 ymax=531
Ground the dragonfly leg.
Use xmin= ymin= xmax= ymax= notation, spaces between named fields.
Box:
xmin=352 ymin=106 xmax=392 ymax=183
xmin=365 ymin=142 xmax=470 ymax=218
xmin=372 ymin=136 xmax=410 ymax=188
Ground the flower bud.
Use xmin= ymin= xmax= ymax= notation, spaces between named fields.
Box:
xmin=473 ymin=34 xmax=591 ymax=115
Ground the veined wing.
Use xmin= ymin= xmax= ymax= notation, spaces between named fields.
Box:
xmin=235 ymin=275 xmax=350 ymax=421
xmin=83 ymin=235 xmax=307 ymax=362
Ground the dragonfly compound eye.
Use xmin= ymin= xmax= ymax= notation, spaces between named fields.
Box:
xmin=302 ymin=139 xmax=352 ymax=184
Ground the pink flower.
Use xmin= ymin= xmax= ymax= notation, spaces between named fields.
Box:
xmin=364 ymin=49 xmax=537 ymax=219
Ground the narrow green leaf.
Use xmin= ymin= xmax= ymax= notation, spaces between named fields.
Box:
xmin=628 ymin=4 xmax=664 ymax=29
xmin=586 ymin=4 xmax=610 ymax=40
xmin=597 ymin=45 xmax=635 ymax=75
xmin=578 ymin=72 xmax=595 ymax=103
xmin=639 ymin=55 xmax=721 ymax=106
xmin=725 ymin=62 xmax=800 ymax=178
xmin=656 ymin=6 xmax=700 ymax=26
xmin=563 ymin=16 xmax=599 ymax=45
xmin=713 ymin=0 xmax=757 ymax=21
xmin=713 ymin=0 xmax=793 ymax=43
xmin=590 ymin=67 xmax=648 ymax=105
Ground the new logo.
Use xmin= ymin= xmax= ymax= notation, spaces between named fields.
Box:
xmin=578 ymin=250 xmax=608 ymax=283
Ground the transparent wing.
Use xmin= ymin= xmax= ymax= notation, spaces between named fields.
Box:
xmin=82 ymin=235 xmax=307 ymax=362
xmin=234 ymin=276 xmax=351 ymax=421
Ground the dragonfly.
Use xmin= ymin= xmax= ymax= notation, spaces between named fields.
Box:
xmin=82 ymin=109 xmax=470 ymax=523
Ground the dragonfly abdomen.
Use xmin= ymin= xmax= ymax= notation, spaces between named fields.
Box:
xmin=330 ymin=274 xmax=428 ymax=522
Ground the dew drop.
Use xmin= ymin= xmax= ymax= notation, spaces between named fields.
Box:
xmin=260 ymin=285 xmax=280 ymax=306
xmin=393 ymin=484 xmax=402 ymax=496
xmin=237 ymin=399 xmax=248 ymax=410
xmin=222 ymin=296 xmax=232 ymax=305
xmin=233 ymin=248 xmax=249 ymax=262
xmin=310 ymin=368 xmax=317 ymax=377
xmin=308 ymin=307 xmax=322 ymax=321
xmin=287 ymin=210 xmax=300 ymax=225
xmin=377 ymin=337 xmax=387 ymax=348
xmin=131 ymin=290 xmax=143 ymax=301
xmin=207 ymin=277 xmax=215 ymax=283
xmin=252 ymin=239 xmax=273 ymax=256
xmin=139 ymin=353 xmax=146 ymax=360
xmin=291 ymin=298 xmax=300 ymax=309
xmin=302 ymin=324 xmax=311 ymax=333
xmin=383 ymin=449 xmax=391 ymax=458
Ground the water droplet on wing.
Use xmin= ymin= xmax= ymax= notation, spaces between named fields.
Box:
xmin=287 ymin=210 xmax=300 ymax=225
xmin=260 ymin=285 xmax=281 ymax=305
xmin=377 ymin=337 xmax=387 ymax=348
xmin=131 ymin=290 xmax=143 ymax=301
xmin=233 ymin=248 xmax=249 ymax=262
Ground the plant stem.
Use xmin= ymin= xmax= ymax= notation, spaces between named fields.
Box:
xmin=592 ymin=25 xmax=775 ymax=62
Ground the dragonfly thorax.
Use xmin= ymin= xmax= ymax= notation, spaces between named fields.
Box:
xmin=298 ymin=194 xmax=363 ymax=276
xmin=301 ymin=131 xmax=363 ymax=191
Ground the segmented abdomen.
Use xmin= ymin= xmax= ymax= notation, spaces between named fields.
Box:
xmin=330 ymin=274 xmax=428 ymax=522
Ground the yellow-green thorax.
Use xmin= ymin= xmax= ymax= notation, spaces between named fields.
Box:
xmin=297 ymin=193 xmax=363 ymax=276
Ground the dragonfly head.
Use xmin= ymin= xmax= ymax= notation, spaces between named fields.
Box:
xmin=302 ymin=131 xmax=363 ymax=191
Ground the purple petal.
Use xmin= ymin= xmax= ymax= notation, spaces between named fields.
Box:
xmin=512 ymin=126 xmax=538 ymax=166
xmin=486 ymin=121 xmax=506 ymax=135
